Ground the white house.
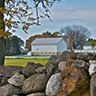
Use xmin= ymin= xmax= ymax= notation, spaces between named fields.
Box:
xmin=74 ymin=41 xmax=96 ymax=53
xmin=83 ymin=41 xmax=96 ymax=53
xmin=31 ymin=38 xmax=67 ymax=56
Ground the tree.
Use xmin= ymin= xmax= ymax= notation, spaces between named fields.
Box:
xmin=10 ymin=36 xmax=22 ymax=55
xmin=6 ymin=36 xmax=24 ymax=55
xmin=0 ymin=0 xmax=6 ymax=66
xmin=88 ymin=38 xmax=96 ymax=49
xmin=60 ymin=24 xmax=91 ymax=50
xmin=52 ymin=31 xmax=59 ymax=37
xmin=0 ymin=0 xmax=61 ymax=66
xmin=42 ymin=31 xmax=52 ymax=36
xmin=6 ymin=38 xmax=11 ymax=55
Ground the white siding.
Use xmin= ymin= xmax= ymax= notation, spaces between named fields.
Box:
xmin=32 ymin=44 xmax=57 ymax=52
xmin=84 ymin=46 xmax=96 ymax=50
xmin=74 ymin=45 xmax=96 ymax=53
xmin=31 ymin=38 xmax=67 ymax=56
xmin=83 ymin=46 xmax=92 ymax=50
xmin=57 ymin=39 xmax=67 ymax=54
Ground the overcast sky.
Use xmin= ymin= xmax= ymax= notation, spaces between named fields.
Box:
xmin=13 ymin=0 xmax=96 ymax=41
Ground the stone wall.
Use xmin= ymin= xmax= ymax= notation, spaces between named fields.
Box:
xmin=1 ymin=51 xmax=95 ymax=96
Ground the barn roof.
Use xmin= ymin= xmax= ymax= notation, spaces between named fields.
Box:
xmin=84 ymin=41 xmax=91 ymax=46
xmin=31 ymin=38 xmax=63 ymax=45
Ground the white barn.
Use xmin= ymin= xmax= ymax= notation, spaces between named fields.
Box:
xmin=83 ymin=41 xmax=96 ymax=53
xmin=74 ymin=41 xmax=96 ymax=53
xmin=31 ymin=38 xmax=67 ymax=56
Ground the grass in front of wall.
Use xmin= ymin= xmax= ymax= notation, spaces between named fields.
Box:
xmin=4 ymin=58 xmax=48 ymax=67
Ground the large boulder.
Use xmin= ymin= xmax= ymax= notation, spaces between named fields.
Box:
xmin=72 ymin=60 xmax=88 ymax=70
xmin=59 ymin=51 xmax=77 ymax=61
xmin=8 ymin=72 xmax=25 ymax=87
xmin=0 ymin=76 xmax=8 ymax=86
xmin=35 ymin=66 xmax=46 ymax=74
xmin=56 ymin=65 xmax=90 ymax=96
xmin=58 ymin=61 xmax=66 ymax=72
xmin=0 ymin=84 xmax=21 ymax=96
xmin=21 ymin=62 xmax=43 ymax=78
xmin=45 ymin=55 xmax=59 ymax=76
xmin=46 ymin=73 xmax=62 ymax=96
xmin=77 ymin=53 xmax=96 ymax=62
xmin=27 ymin=92 xmax=46 ymax=96
xmin=0 ymin=66 xmax=23 ymax=86
xmin=47 ymin=55 xmax=59 ymax=64
xmin=22 ymin=73 xmax=49 ymax=94
xmin=88 ymin=60 xmax=96 ymax=76
xmin=88 ymin=58 xmax=96 ymax=96
xmin=0 ymin=66 xmax=23 ymax=77
xmin=90 ymin=73 xmax=96 ymax=96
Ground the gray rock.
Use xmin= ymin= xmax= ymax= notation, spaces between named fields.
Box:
xmin=8 ymin=72 xmax=25 ymax=87
xmin=22 ymin=73 xmax=48 ymax=94
xmin=89 ymin=60 xmax=96 ymax=64
xmin=46 ymin=73 xmax=62 ymax=96
xmin=47 ymin=55 xmax=58 ymax=64
xmin=35 ymin=66 xmax=46 ymax=74
xmin=90 ymin=73 xmax=96 ymax=96
xmin=0 ymin=66 xmax=21 ymax=86
xmin=58 ymin=61 xmax=66 ymax=72
xmin=45 ymin=56 xmax=58 ymax=76
xmin=0 ymin=76 xmax=8 ymax=86
xmin=77 ymin=53 xmax=96 ymax=62
xmin=0 ymin=66 xmax=23 ymax=77
xmin=59 ymin=51 xmax=77 ymax=61
xmin=72 ymin=60 xmax=88 ymax=70
xmin=45 ymin=63 xmax=55 ymax=76
xmin=0 ymin=73 xmax=3 ymax=77
xmin=0 ymin=84 xmax=21 ymax=96
xmin=27 ymin=92 xmax=46 ymax=96
xmin=21 ymin=62 xmax=42 ymax=78
xmin=88 ymin=60 xmax=96 ymax=76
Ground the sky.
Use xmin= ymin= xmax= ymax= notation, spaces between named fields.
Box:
xmin=13 ymin=0 xmax=96 ymax=41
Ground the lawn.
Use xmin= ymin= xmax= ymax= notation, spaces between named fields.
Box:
xmin=4 ymin=58 xmax=48 ymax=67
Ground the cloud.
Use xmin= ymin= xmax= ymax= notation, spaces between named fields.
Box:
xmin=51 ymin=7 xmax=96 ymax=21
xmin=15 ymin=0 xmax=96 ymax=40
xmin=49 ymin=0 xmax=96 ymax=21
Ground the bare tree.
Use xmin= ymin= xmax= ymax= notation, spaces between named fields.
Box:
xmin=60 ymin=24 xmax=91 ymax=50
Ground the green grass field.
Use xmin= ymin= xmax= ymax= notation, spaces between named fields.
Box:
xmin=4 ymin=58 xmax=48 ymax=67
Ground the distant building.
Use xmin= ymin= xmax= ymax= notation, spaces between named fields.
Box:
xmin=83 ymin=41 xmax=96 ymax=50
xmin=31 ymin=38 xmax=67 ymax=56
xmin=83 ymin=41 xmax=96 ymax=53
xmin=74 ymin=41 xmax=96 ymax=53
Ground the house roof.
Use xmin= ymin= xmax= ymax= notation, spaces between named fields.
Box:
xmin=84 ymin=41 xmax=91 ymax=46
xmin=31 ymin=38 xmax=63 ymax=45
